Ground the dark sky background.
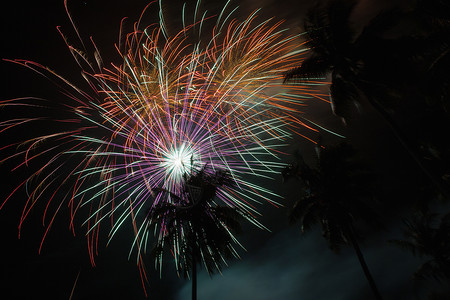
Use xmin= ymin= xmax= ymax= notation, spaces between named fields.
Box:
xmin=0 ymin=0 xmax=431 ymax=299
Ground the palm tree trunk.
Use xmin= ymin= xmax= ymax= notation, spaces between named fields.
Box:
xmin=347 ymin=225 xmax=383 ymax=300
xmin=192 ymin=251 xmax=197 ymax=300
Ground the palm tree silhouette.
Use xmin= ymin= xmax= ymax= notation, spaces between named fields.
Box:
xmin=408 ymin=0 xmax=450 ymax=180
xmin=146 ymin=167 xmax=250 ymax=300
xmin=284 ymin=0 xmax=365 ymax=121
xmin=389 ymin=211 xmax=450 ymax=282
xmin=284 ymin=0 xmax=449 ymax=199
xmin=285 ymin=142 xmax=383 ymax=300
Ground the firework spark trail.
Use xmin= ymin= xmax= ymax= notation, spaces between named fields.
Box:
xmin=0 ymin=0 xmax=330 ymax=294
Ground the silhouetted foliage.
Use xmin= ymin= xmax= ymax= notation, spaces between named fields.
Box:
xmin=389 ymin=211 xmax=450 ymax=282
xmin=146 ymin=167 xmax=252 ymax=300
xmin=284 ymin=0 xmax=450 ymax=200
xmin=285 ymin=142 xmax=383 ymax=300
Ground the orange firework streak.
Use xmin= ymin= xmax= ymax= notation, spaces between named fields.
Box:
xmin=0 ymin=1 xmax=331 ymax=297
xmin=84 ymin=10 xmax=326 ymax=294
xmin=93 ymin=11 xmax=324 ymax=148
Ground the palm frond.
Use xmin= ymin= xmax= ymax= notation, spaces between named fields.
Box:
xmin=329 ymin=73 xmax=361 ymax=120
xmin=304 ymin=0 xmax=356 ymax=52
xmin=299 ymin=202 xmax=321 ymax=233
xmin=146 ymin=168 xmax=249 ymax=278
xmin=388 ymin=239 xmax=419 ymax=256
xmin=303 ymin=2 xmax=332 ymax=50
xmin=414 ymin=260 xmax=445 ymax=281
xmin=211 ymin=206 xmax=244 ymax=234
xmin=289 ymin=195 xmax=317 ymax=226
xmin=284 ymin=54 xmax=330 ymax=82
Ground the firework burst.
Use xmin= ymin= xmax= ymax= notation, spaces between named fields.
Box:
xmin=1 ymin=0 xmax=326 ymax=293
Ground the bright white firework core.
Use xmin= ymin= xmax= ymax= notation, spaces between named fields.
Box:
xmin=162 ymin=143 xmax=197 ymax=181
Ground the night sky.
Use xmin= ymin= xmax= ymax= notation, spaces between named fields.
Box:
xmin=0 ymin=0 xmax=443 ymax=299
